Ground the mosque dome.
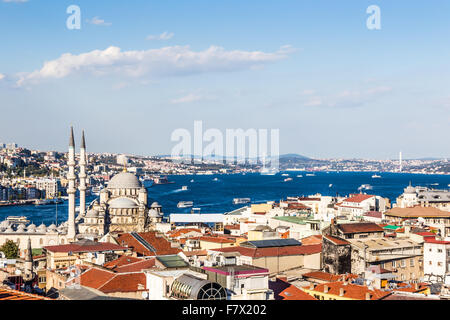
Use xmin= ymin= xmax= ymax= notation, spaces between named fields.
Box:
xmin=5 ymin=226 xmax=13 ymax=233
xmin=151 ymin=202 xmax=162 ymax=208
xmin=37 ymin=224 xmax=47 ymax=233
xmin=0 ymin=220 xmax=9 ymax=228
xmin=148 ymin=209 xmax=162 ymax=218
xmin=107 ymin=172 xmax=142 ymax=189
xmin=109 ymin=197 xmax=139 ymax=209
xmin=86 ymin=209 xmax=99 ymax=217
xmin=28 ymin=223 xmax=36 ymax=229
xmin=17 ymin=224 xmax=26 ymax=233
xmin=405 ymin=186 xmax=416 ymax=194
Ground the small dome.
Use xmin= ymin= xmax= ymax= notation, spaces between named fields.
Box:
xmin=86 ymin=209 xmax=99 ymax=217
xmin=27 ymin=227 xmax=36 ymax=233
xmin=37 ymin=224 xmax=47 ymax=232
xmin=48 ymin=224 xmax=57 ymax=230
xmin=148 ymin=209 xmax=162 ymax=217
xmin=405 ymin=186 xmax=416 ymax=194
xmin=5 ymin=226 xmax=14 ymax=233
xmin=151 ymin=202 xmax=162 ymax=208
xmin=0 ymin=220 xmax=9 ymax=228
xmin=109 ymin=197 xmax=139 ymax=209
xmin=107 ymin=172 xmax=141 ymax=189
xmin=17 ymin=225 xmax=26 ymax=232
xmin=28 ymin=223 xmax=36 ymax=229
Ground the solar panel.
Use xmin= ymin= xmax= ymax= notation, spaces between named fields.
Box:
xmin=241 ymin=238 xmax=302 ymax=248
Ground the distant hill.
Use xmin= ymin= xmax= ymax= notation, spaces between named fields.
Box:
xmin=279 ymin=154 xmax=311 ymax=160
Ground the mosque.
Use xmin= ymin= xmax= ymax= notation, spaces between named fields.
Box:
xmin=0 ymin=127 xmax=163 ymax=252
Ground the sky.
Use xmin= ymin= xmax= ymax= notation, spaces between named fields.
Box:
xmin=0 ymin=0 xmax=449 ymax=159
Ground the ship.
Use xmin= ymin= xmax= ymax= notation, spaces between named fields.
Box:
xmin=284 ymin=177 xmax=293 ymax=182
xmin=306 ymin=173 xmax=315 ymax=177
xmin=152 ymin=176 xmax=175 ymax=185
xmin=297 ymin=175 xmax=303 ymax=178
xmin=181 ymin=186 xmax=188 ymax=191
xmin=281 ymin=173 xmax=290 ymax=177
xmin=177 ymin=201 xmax=194 ymax=208
xmin=91 ymin=185 xmax=104 ymax=196
xmin=233 ymin=198 xmax=251 ymax=205
xmin=6 ymin=216 xmax=29 ymax=224
xmin=358 ymin=184 xmax=373 ymax=191
xmin=372 ymin=174 xmax=381 ymax=178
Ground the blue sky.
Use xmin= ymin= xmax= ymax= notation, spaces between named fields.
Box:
xmin=0 ymin=0 xmax=449 ymax=159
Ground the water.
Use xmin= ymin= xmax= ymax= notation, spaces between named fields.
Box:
xmin=1 ymin=172 xmax=449 ymax=225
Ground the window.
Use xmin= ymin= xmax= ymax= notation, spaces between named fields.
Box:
xmin=392 ymin=261 xmax=396 ymax=268
xmin=401 ymin=260 xmax=406 ymax=268
xmin=438 ymin=249 xmax=443 ymax=253
xmin=410 ymin=258 xmax=414 ymax=267
xmin=438 ymin=262 xmax=443 ymax=267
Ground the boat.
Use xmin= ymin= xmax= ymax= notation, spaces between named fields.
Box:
xmin=6 ymin=216 xmax=29 ymax=224
xmin=329 ymin=184 xmax=333 ymax=188
xmin=233 ymin=198 xmax=251 ymax=205
xmin=34 ymin=199 xmax=63 ymax=206
xmin=177 ymin=201 xmax=193 ymax=208
xmin=358 ymin=184 xmax=373 ymax=191
xmin=181 ymin=186 xmax=188 ymax=191
xmin=213 ymin=177 xmax=219 ymax=181
xmin=284 ymin=178 xmax=293 ymax=182
xmin=152 ymin=176 xmax=175 ymax=185
xmin=297 ymin=175 xmax=303 ymax=178
xmin=372 ymin=174 xmax=381 ymax=178
xmin=306 ymin=173 xmax=315 ymax=177
xmin=281 ymin=173 xmax=289 ymax=177
xmin=91 ymin=185 xmax=104 ymax=196
xmin=190 ymin=179 xmax=195 ymax=183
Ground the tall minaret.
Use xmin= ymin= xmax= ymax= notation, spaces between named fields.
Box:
xmin=23 ymin=238 xmax=34 ymax=282
xmin=78 ymin=130 xmax=87 ymax=217
xmin=399 ymin=151 xmax=403 ymax=172
xmin=67 ymin=126 xmax=77 ymax=240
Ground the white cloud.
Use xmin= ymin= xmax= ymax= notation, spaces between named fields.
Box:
xmin=16 ymin=45 xmax=292 ymax=86
xmin=301 ymin=86 xmax=393 ymax=108
xmin=0 ymin=73 xmax=5 ymax=80
xmin=87 ymin=16 xmax=112 ymax=26
xmin=147 ymin=32 xmax=174 ymax=40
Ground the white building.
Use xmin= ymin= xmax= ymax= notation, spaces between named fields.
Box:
xmin=423 ymin=238 xmax=450 ymax=283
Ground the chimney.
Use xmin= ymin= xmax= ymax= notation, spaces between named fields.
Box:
xmin=365 ymin=292 xmax=371 ymax=300
xmin=324 ymin=285 xmax=329 ymax=293
xmin=339 ymin=288 xmax=345 ymax=296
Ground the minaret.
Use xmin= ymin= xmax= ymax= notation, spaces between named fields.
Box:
xmin=79 ymin=130 xmax=87 ymax=217
xmin=399 ymin=151 xmax=403 ymax=172
xmin=67 ymin=126 xmax=77 ymax=240
xmin=23 ymin=238 xmax=34 ymax=282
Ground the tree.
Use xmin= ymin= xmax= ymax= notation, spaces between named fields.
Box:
xmin=0 ymin=240 xmax=19 ymax=259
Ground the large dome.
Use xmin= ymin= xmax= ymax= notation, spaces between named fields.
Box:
xmin=109 ymin=197 xmax=139 ymax=209
xmin=107 ymin=172 xmax=142 ymax=189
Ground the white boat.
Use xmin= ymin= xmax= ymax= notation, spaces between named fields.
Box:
xmin=358 ymin=184 xmax=373 ymax=191
xmin=284 ymin=177 xmax=293 ymax=182
xmin=181 ymin=186 xmax=188 ymax=191
xmin=297 ymin=175 xmax=303 ymax=178
xmin=213 ymin=177 xmax=219 ymax=181
xmin=233 ymin=198 xmax=251 ymax=204
xmin=372 ymin=174 xmax=381 ymax=178
xmin=190 ymin=179 xmax=195 ymax=183
xmin=306 ymin=173 xmax=315 ymax=177
xmin=281 ymin=173 xmax=290 ymax=177
xmin=177 ymin=201 xmax=193 ymax=208
xmin=329 ymin=184 xmax=333 ymax=188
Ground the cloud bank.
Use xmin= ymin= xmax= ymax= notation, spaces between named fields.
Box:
xmin=16 ymin=45 xmax=294 ymax=86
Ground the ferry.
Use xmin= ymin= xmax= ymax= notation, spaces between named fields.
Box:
xmin=297 ymin=175 xmax=303 ymax=178
xmin=358 ymin=184 xmax=373 ymax=191
xmin=372 ymin=174 xmax=381 ymax=178
xmin=91 ymin=185 xmax=104 ymax=196
xmin=284 ymin=177 xmax=293 ymax=182
xmin=281 ymin=174 xmax=290 ymax=177
xmin=152 ymin=176 xmax=175 ymax=185
xmin=177 ymin=201 xmax=194 ymax=208
xmin=306 ymin=173 xmax=315 ymax=177
xmin=233 ymin=198 xmax=251 ymax=205
xmin=35 ymin=199 xmax=63 ymax=206
xmin=181 ymin=186 xmax=188 ymax=191
xmin=6 ymin=216 xmax=29 ymax=224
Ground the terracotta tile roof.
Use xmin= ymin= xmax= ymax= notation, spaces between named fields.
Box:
xmin=103 ymin=255 xmax=142 ymax=270
xmin=44 ymin=241 xmax=129 ymax=253
xmin=115 ymin=258 xmax=156 ymax=273
xmin=363 ymin=211 xmax=382 ymax=218
xmin=116 ymin=232 xmax=181 ymax=256
xmin=98 ymin=272 xmax=147 ymax=293
xmin=166 ymin=228 xmax=202 ymax=238
xmin=304 ymin=281 xmax=391 ymax=300
xmin=323 ymin=235 xmax=350 ymax=246
xmin=300 ymin=235 xmax=322 ymax=245
xmin=269 ymin=279 xmax=317 ymax=300
xmin=182 ymin=250 xmax=208 ymax=257
xmin=0 ymin=288 xmax=51 ymax=300
xmin=385 ymin=206 xmax=450 ymax=218
xmin=343 ymin=194 xmax=374 ymax=203
xmin=424 ymin=238 xmax=450 ymax=245
xmin=394 ymin=282 xmax=429 ymax=293
xmin=198 ymin=236 xmax=236 ymax=244
xmin=224 ymin=224 xmax=241 ymax=230
xmin=80 ymin=268 xmax=116 ymax=290
xmin=210 ymin=244 xmax=322 ymax=258
xmin=303 ymin=271 xmax=358 ymax=282
xmin=337 ymin=222 xmax=384 ymax=234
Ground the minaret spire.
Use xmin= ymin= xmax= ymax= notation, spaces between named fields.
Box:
xmin=67 ymin=126 xmax=77 ymax=240
xmin=23 ymin=238 xmax=34 ymax=282
xmin=79 ymin=130 xmax=87 ymax=218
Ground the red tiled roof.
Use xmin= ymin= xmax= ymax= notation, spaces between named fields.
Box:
xmin=182 ymin=250 xmax=208 ymax=257
xmin=363 ymin=211 xmax=382 ymax=218
xmin=337 ymin=222 xmax=384 ymax=234
xmin=44 ymin=241 xmax=128 ymax=253
xmin=343 ymin=194 xmax=374 ymax=203
xmin=424 ymin=238 xmax=450 ymax=245
xmin=80 ymin=268 xmax=116 ymax=290
xmin=198 ymin=236 xmax=235 ymax=244
xmin=300 ymin=235 xmax=322 ymax=245
xmin=224 ymin=224 xmax=241 ymax=230
xmin=115 ymin=259 xmax=156 ymax=273
xmin=103 ymin=255 xmax=142 ymax=270
xmin=98 ymin=272 xmax=147 ymax=293
xmin=269 ymin=279 xmax=317 ymax=300
xmin=302 ymin=271 xmax=358 ymax=282
xmin=166 ymin=228 xmax=202 ymax=238
xmin=210 ymin=244 xmax=322 ymax=258
xmin=304 ymin=281 xmax=391 ymax=300
xmin=385 ymin=206 xmax=450 ymax=218
xmin=323 ymin=235 xmax=350 ymax=246
xmin=0 ymin=288 xmax=51 ymax=300
xmin=116 ymin=232 xmax=181 ymax=256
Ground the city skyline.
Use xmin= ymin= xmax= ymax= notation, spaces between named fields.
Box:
xmin=0 ymin=1 xmax=449 ymax=159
